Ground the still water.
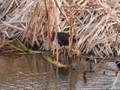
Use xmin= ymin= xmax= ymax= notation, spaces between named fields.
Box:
xmin=0 ymin=54 xmax=119 ymax=90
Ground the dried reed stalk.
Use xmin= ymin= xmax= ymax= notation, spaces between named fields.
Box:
xmin=111 ymin=71 xmax=120 ymax=90
xmin=69 ymin=17 xmax=74 ymax=51
xmin=0 ymin=0 xmax=120 ymax=58
xmin=44 ymin=0 xmax=51 ymax=49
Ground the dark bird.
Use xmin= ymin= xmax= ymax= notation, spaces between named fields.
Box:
xmin=51 ymin=31 xmax=76 ymax=46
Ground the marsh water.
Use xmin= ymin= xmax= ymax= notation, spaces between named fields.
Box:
xmin=0 ymin=54 xmax=119 ymax=90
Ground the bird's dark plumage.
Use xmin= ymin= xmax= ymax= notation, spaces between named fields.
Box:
xmin=51 ymin=31 xmax=76 ymax=46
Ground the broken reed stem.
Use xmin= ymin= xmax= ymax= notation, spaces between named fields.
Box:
xmin=2 ymin=21 xmax=24 ymax=31
xmin=111 ymin=71 xmax=120 ymax=90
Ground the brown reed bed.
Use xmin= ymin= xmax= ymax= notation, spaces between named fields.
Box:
xmin=0 ymin=0 xmax=120 ymax=61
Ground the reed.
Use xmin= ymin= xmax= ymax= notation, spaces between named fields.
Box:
xmin=0 ymin=0 xmax=119 ymax=59
xmin=111 ymin=71 xmax=120 ymax=90
xmin=44 ymin=0 xmax=51 ymax=49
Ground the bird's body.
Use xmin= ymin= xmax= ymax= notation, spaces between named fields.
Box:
xmin=51 ymin=31 xmax=76 ymax=46
xmin=57 ymin=32 xmax=69 ymax=46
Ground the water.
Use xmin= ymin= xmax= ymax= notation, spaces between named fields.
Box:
xmin=0 ymin=54 xmax=119 ymax=90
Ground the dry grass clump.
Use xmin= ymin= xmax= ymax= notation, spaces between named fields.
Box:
xmin=0 ymin=0 xmax=33 ymax=46
xmin=60 ymin=0 xmax=120 ymax=58
xmin=61 ymin=0 xmax=120 ymax=58
xmin=0 ymin=0 xmax=120 ymax=58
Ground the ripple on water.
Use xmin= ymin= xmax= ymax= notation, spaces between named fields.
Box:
xmin=0 ymin=55 xmax=119 ymax=90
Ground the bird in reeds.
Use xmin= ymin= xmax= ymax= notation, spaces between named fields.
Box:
xmin=51 ymin=31 xmax=76 ymax=46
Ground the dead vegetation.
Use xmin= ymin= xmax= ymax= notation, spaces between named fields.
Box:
xmin=0 ymin=0 xmax=120 ymax=58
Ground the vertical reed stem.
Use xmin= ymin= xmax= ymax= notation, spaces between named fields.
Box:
xmin=69 ymin=17 xmax=74 ymax=51
xmin=44 ymin=0 xmax=51 ymax=49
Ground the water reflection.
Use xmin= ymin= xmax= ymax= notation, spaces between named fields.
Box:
xmin=0 ymin=54 xmax=119 ymax=89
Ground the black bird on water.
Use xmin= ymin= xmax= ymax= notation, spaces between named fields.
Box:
xmin=51 ymin=31 xmax=76 ymax=46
